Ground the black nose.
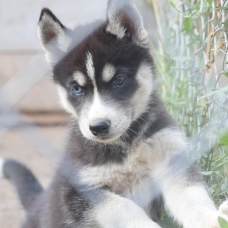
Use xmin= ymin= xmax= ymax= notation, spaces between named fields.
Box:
xmin=89 ymin=121 xmax=110 ymax=136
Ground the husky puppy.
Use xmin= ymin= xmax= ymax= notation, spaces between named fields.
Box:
xmin=1 ymin=0 xmax=228 ymax=227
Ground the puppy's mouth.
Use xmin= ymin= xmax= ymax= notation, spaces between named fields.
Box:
xmin=89 ymin=133 xmax=123 ymax=143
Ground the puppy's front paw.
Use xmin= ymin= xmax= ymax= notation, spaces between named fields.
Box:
xmin=208 ymin=200 xmax=228 ymax=228
xmin=219 ymin=200 xmax=228 ymax=216
xmin=190 ymin=209 xmax=227 ymax=228
xmin=218 ymin=200 xmax=228 ymax=226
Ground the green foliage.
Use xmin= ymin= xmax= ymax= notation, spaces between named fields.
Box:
xmin=183 ymin=17 xmax=192 ymax=33
xmin=158 ymin=217 xmax=180 ymax=228
xmin=150 ymin=0 xmax=228 ymax=209
xmin=168 ymin=0 xmax=213 ymax=18
xmin=217 ymin=129 xmax=228 ymax=146
xmin=214 ymin=6 xmax=228 ymax=10
xmin=147 ymin=0 xmax=228 ymax=226
xmin=218 ymin=216 xmax=228 ymax=228
xmin=199 ymin=86 xmax=228 ymax=99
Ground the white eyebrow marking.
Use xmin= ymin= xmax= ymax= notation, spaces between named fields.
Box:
xmin=102 ymin=64 xmax=116 ymax=82
xmin=73 ymin=71 xmax=86 ymax=86
xmin=85 ymin=51 xmax=98 ymax=93
xmin=86 ymin=52 xmax=95 ymax=81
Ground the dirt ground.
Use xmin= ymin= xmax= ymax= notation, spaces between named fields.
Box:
xmin=0 ymin=114 xmax=69 ymax=228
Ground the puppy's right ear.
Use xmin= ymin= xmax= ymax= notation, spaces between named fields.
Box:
xmin=37 ymin=8 xmax=72 ymax=66
xmin=106 ymin=0 xmax=148 ymax=46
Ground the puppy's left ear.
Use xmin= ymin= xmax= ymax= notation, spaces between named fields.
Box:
xmin=37 ymin=8 xmax=72 ymax=65
xmin=106 ymin=0 xmax=148 ymax=46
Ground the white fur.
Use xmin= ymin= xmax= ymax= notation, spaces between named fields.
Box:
xmin=37 ymin=14 xmax=72 ymax=65
xmin=106 ymin=20 xmax=126 ymax=39
xmin=79 ymin=91 xmax=130 ymax=142
xmin=86 ymin=52 xmax=95 ymax=83
xmin=146 ymin=129 xmax=223 ymax=227
xmin=218 ymin=200 xmax=228 ymax=221
xmin=94 ymin=191 xmax=161 ymax=228
xmin=126 ymin=177 xmax=160 ymax=212
xmin=135 ymin=28 xmax=149 ymax=46
xmin=37 ymin=14 xmax=55 ymax=46
xmin=80 ymin=127 xmax=226 ymax=227
xmin=106 ymin=0 xmax=128 ymax=39
xmin=126 ymin=3 xmax=148 ymax=46
xmin=102 ymin=64 xmax=116 ymax=82
xmin=158 ymin=152 xmax=220 ymax=228
xmin=78 ymin=62 xmax=155 ymax=143
xmin=73 ymin=71 xmax=86 ymax=86
xmin=57 ymin=31 xmax=72 ymax=52
xmin=0 ymin=158 xmax=5 ymax=178
xmin=131 ymin=63 xmax=154 ymax=120
xmin=107 ymin=0 xmax=148 ymax=45
xmin=80 ymin=53 xmax=132 ymax=142
xmin=162 ymin=184 xmax=218 ymax=228
xmin=78 ymin=52 xmax=132 ymax=141
xmin=56 ymin=85 xmax=77 ymax=117
xmin=37 ymin=22 xmax=56 ymax=65
xmin=79 ymin=128 xmax=186 ymax=207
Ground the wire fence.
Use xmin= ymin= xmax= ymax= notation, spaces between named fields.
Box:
xmin=146 ymin=0 xmax=228 ymax=207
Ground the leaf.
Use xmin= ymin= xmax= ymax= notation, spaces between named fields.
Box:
xmin=168 ymin=0 xmax=183 ymax=13
xmin=172 ymin=56 xmax=191 ymax=61
xmin=201 ymin=171 xmax=213 ymax=175
xmin=217 ymin=129 xmax=228 ymax=146
xmin=158 ymin=218 xmax=180 ymax=228
xmin=213 ymin=6 xmax=228 ymax=10
xmin=218 ymin=216 xmax=228 ymax=228
xmin=184 ymin=17 xmax=193 ymax=33
xmin=222 ymin=72 xmax=228 ymax=77
xmin=192 ymin=1 xmax=201 ymax=12
xmin=201 ymin=171 xmax=220 ymax=176
xmin=199 ymin=86 xmax=228 ymax=99
xmin=216 ymin=160 xmax=228 ymax=169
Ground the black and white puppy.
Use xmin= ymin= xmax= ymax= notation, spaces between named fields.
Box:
xmin=1 ymin=0 xmax=228 ymax=227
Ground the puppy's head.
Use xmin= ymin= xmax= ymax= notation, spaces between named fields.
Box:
xmin=37 ymin=0 xmax=155 ymax=143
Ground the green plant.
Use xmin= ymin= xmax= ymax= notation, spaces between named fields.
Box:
xmin=146 ymin=0 xmax=228 ymax=226
xmin=218 ymin=216 xmax=228 ymax=228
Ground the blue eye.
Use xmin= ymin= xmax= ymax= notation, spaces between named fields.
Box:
xmin=113 ymin=76 xmax=126 ymax=86
xmin=72 ymin=85 xmax=83 ymax=95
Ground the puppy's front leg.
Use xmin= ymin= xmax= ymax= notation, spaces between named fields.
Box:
xmin=160 ymin=162 xmax=220 ymax=228
xmin=94 ymin=191 xmax=161 ymax=228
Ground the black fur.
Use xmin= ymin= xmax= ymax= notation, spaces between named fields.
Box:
xmin=3 ymin=159 xmax=43 ymax=211
xmin=39 ymin=8 xmax=65 ymax=28
xmin=149 ymin=196 xmax=164 ymax=222
xmin=68 ymin=129 xmax=128 ymax=165
xmin=122 ymin=93 xmax=177 ymax=145
xmin=53 ymin=22 xmax=153 ymax=119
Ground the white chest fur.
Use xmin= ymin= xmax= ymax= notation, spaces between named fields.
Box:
xmin=79 ymin=128 xmax=186 ymax=209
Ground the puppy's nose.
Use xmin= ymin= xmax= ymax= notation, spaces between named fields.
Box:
xmin=89 ymin=120 xmax=110 ymax=136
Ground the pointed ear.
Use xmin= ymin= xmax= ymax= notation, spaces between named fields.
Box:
xmin=37 ymin=8 xmax=72 ymax=65
xmin=106 ymin=0 xmax=148 ymax=46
